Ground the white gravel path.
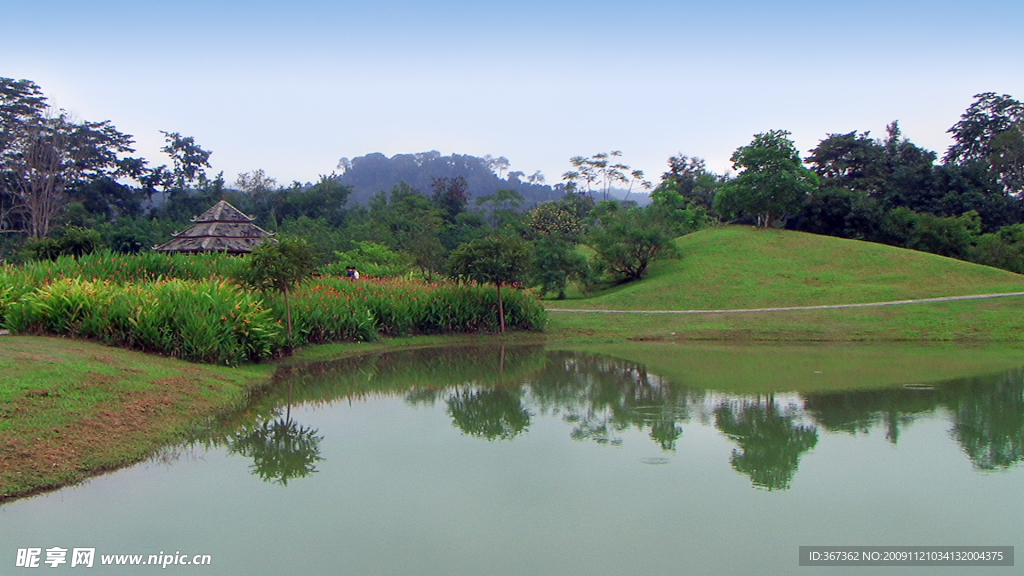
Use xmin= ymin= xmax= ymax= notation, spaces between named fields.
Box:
xmin=546 ymin=291 xmax=1024 ymax=314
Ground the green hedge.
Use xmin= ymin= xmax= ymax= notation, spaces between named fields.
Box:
xmin=5 ymin=278 xmax=281 ymax=365
xmin=0 ymin=255 xmax=547 ymax=365
xmin=11 ymin=251 xmax=246 ymax=286
xmin=279 ymin=277 xmax=546 ymax=341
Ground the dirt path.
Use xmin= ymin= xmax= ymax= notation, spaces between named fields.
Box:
xmin=546 ymin=291 xmax=1024 ymax=314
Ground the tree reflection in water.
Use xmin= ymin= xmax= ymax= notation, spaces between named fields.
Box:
xmin=526 ymin=352 xmax=694 ymax=450
xmin=226 ymin=383 xmax=323 ymax=485
xmin=945 ymin=370 xmax=1024 ymax=470
xmin=715 ymin=394 xmax=818 ymax=491
xmin=802 ymin=369 xmax=1024 ymax=471
xmin=227 ymin=418 xmax=324 ymax=485
xmin=446 ymin=388 xmax=531 ymax=440
xmin=238 ymin=346 xmax=1024 ymax=490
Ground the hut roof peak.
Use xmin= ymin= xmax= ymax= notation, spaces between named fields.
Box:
xmin=192 ymin=199 xmax=254 ymax=223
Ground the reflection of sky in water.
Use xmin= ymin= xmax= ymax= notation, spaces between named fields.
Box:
xmin=2 ymin=348 xmax=1021 ymax=576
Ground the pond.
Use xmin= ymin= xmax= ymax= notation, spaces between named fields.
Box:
xmin=2 ymin=344 xmax=1022 ymax=575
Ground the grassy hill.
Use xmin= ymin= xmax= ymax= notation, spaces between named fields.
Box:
xmin=562 ymin=226 xmax=1024 ymax=310
xmin=548 ymin=226 xmax=1024 ymax=342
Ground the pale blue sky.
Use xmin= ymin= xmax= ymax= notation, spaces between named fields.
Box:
xmin=5 ymin=0 xmax=1022 ymax=188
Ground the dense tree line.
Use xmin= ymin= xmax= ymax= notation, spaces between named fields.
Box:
xmin=3 ymin=76 xmax=1023 ymax=296
xmin=652 ymin=93 xmax=1024 ymax=273
xmin=0 ymin=77 xmax=683 ymax=297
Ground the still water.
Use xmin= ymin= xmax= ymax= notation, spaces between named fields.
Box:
xmin=3 ymin=345 xmax=1022 ymax=575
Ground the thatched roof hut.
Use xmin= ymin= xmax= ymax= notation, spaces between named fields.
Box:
xmin=154 ymin=200 xmax=274 ymax=254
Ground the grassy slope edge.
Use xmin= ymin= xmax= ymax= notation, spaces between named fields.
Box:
xmin=0 ymin=336 xmax=268 ymax=500
xmin=547 ymin=226 xmax=1024 ymax=342
xmin=0 ymin=333 xmax=538 ymax=502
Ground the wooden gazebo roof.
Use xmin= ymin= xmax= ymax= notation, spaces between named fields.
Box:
xmin=154 ymin=200 xmax=275 ymax=254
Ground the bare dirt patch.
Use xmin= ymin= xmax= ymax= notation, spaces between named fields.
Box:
xmin=3 ymin=349 xmax=57 ymax=363
xmin=90 ymin=353 xmax=119 ymax=365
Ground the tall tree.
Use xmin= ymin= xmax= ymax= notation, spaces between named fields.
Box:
xmin=483 ymin=155 xmax=510 ymax=178
xmin=360 ymin=182 xmax=447 ymax=275
xmin=236 ymin=237 xmax=316 ymax=353
xmin=431 ymin=175 xmax=469 ymax=223
xmin=806 ymin=131 xmax=887 ymax=196
xmin=987 ymin=121 xmax=1024 ymax=195
xmin=236 ymin=169 xmax=278 ymax=196
xmin=8 ymin=111 xmax=69 ymax=238
xmin=0 ymin=78 xmax=47 ymax=158
xmin=0 ymin=79 xmax=135 ymax=238
xmin=562 ymin=151 xmax=651 ymax=201
xmin=235 ymin=169 xmax=280 ymax=225
xmin=476 ymin=188 xmax=524 ymax=228
xmin=447 ymin=235 xmax=530 ymax=333
xmin=160 ymin=131 xmax=212 ymax=190
xmin=946 ymin=94 xmax=1024 ymax=161
xmin=714 ymin=130 xmax=818 ymax=227
xmin=656 ymin=154 xmax=722 ymax=210
xmin=946 ymin=93 xmax=1024 ymax=194
xmin=880 ymin=121 xmax=938 ymax=211
xmin=275 ymin=173 xmax=351 ymax=227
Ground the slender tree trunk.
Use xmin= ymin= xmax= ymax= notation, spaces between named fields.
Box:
xmin=497 ymin=282 xmax=506 ymax=333
xmin=498 ymin=344 xmax=506 ymax=384
xmin=284 ymin=283 xmax=294 ymax=354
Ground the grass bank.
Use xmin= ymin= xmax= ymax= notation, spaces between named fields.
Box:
xmin=546 ymin=226 xmax=1024 ymax=342
xmin=561 ymin=226 xmax=1024 ymax=310
xmin=0 ymin=336 xmax=266 ymax=501
xmin=0 ymin=333 xmax=510 ymax=502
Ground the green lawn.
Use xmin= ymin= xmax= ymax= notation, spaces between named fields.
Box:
xmin=558 ymin=226 xmax=1024 ymax=310
xmin=546 ymin=226 xmax=1024 ymax=342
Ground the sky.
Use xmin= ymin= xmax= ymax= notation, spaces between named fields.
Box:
xmin=4 ymin=0 xmax=1023 ymax=190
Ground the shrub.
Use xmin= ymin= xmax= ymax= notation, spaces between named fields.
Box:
xmin=5 ymin=278 xmax=283 ymax=365
xmin=327 ymin=241 xmax=414 ymax=278
xmin=586 ymin=206 xmax=677 ymax=282
xmin=23 ymin=226 xmax=105 ymax=260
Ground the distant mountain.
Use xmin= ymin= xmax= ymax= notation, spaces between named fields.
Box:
xmin=336 ymin=151 xmax=563 ymax=207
